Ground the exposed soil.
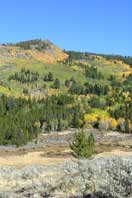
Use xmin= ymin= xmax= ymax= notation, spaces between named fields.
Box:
xmin=0 ymin=151 xmax=72 ymax=167
xmin=0 ymin=147 xmax=132 ymax=167
xmin=0 ymin=129 xmax=131 ymax=167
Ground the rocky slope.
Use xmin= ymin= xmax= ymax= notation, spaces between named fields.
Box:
xmin=0 ymin=156 xmax=131 ymax=198
xmin=0 ymin=40 xmax=68 ymax=64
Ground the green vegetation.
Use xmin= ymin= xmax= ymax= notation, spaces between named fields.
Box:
xmin=66 ymin=50 xmax=132 ymax=67
xmin=70 ymin=131 xmax=95 ymax=158
xmin=43 ymin=72 xmax=54 ymax=81
xmin=14 ymin=39 xmax=52 ymax=51
xmin=85 ymin=66 xmax=104 ymax=79
xmin=0 ymin=94 xmax=85 ymax=146
xmin=0 ymin=40 xmax=131 ymax=146
xmin=8 ymin=68 xmax=39 ymax=83
xmin=102 ymin=54 xmax=132 ymax=67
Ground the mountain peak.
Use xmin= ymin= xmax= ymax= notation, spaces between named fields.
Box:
xmin=0 ymin=39 xmax=68 ymax=64
xmin=14 ymin=39 xmax=54 ymax=51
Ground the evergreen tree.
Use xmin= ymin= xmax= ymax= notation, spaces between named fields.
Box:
xmin=70 ymin=131 xmax=95 ymax=158
xmin=53 ymin=78 xmax=60 ymax=89
xmin=48 ymin=72 xmax=54 ymax=81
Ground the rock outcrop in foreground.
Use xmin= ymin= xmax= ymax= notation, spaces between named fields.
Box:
xmin=0 ymin=156 xmax=132 ymax=198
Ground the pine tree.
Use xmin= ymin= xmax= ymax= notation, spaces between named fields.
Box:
xmin=48 ymin=72 xmax=54 ymax=81
xmin=53 ymin=78 xmax=60 ymax=89
xmin=70 ymin=131 xmax=95 ymax=158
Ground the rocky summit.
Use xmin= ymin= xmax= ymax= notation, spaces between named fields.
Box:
xmin=0 ymin=156 xmax=131 ymax=198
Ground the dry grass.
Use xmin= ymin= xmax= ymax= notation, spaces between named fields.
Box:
xmin=0 ymin=130 xmax=131 ymax=167
xmin=0 ymin=151 xmax=72 ymax=167
xmin=0 ymin=145 xmax=72 ymax=167
xmin=95 ymin=149 xmax=132 ymax=158
xmin=0 ymin=142 xmax=132 ymax=167
xmin=0 ymin=148 xmax=131 ymax=168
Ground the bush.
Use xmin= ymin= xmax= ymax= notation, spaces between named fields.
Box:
xmin=23 ymin=88 xmax=29 ymax=95
xmin=43 ymin=72 xmax=54 ymax=81
xmin=70 ymin=131 xmax=95 ymax=158
xmin=69 ymin=82 xmax=85 ymax=95
xmin=52 ymin=78 xmax=60 ymax=89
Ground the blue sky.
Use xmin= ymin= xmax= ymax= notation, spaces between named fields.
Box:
xmin=0 ymin=0 xmax=131 ymax=55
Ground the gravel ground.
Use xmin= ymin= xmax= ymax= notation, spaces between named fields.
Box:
xmin=0 ymin=128 xmax=131 ymax=152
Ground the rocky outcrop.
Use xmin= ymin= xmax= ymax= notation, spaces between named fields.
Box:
xmin=0 ymin=40 xmax=68 ymax=64
xmin=0 ymin=156 xmax=131 ymax=198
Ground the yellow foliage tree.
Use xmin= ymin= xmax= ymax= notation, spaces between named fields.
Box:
xmin=109 ymin=118 xmax=118 ymax=130
xmin=84 ymin=114 xmax=98 ymax=127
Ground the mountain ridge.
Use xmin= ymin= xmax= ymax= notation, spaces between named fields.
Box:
xmin=0 ymin=39 xmax=68 ymax=64
xmin=0 ymin=38 xmax=131 ymax=98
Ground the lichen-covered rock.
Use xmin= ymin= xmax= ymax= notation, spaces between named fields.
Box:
xmin=0 ymin=156 xmax=131 ymax=198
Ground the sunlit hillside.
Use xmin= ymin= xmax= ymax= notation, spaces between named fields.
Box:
xmin=0 ymin=39 xmax=131 ymax=98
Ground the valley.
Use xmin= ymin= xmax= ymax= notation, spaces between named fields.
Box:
xmin=0 ymin=39 xmax=131 ymax=197
xmin=0 ymin=129 xmax=131 ymax=167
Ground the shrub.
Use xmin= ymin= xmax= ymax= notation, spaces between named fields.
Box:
xmin=69 ymin=82 xmax=85 ymax=95
xmin=43 ymin=72 xmax=54 ymax=81
xmin=52 ymin=78 xmax=60 ymax=89
xmin=23 ymin=88 xmax=29 ymax=95
xmin=70 ymin=131 xmax=95 ymax=158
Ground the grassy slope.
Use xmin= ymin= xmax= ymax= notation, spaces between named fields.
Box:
xmin=0 ymin=45 xmax=131 ymax=97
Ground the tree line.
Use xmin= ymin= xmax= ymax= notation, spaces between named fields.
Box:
xmin=0 ymin=94 xmax=84 ymax=146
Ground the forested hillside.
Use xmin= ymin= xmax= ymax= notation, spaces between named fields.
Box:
xmin=0 ymin=39 xmax=131 ymax=146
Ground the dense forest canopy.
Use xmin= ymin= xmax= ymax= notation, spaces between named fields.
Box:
xmin=0 ymin=86 xmax=131 ymax=146
xmin=0 ymin=94 xmax=84 ymax=146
